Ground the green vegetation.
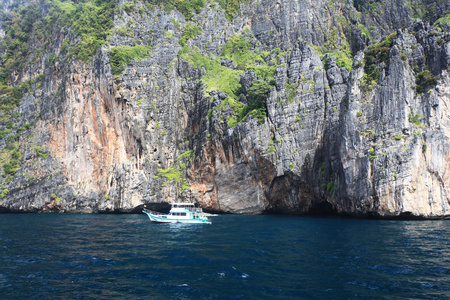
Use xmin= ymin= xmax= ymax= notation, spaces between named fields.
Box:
xmin=222 ymin=35 xmax=279 ymax=80
xmin=0 ymin=189 xmax=8 ymax=198
xmin=181 ymin=180 xmax=189 ymax=193
xmin=244 ymin=80 xmax=271 ymax=122
xmin=0 ymin=0 xmax=117 ymax=117
xmin=116 ymin=26 xmax=130 ymax=37
xmin=0 ymin=2 xmax=41 ymax=79
xmin=0 ymin=0 xmax=116 ymax=69
xmin=147 ymin=0 xmax=205 ymax=20
xmin=180 ymin=24 xmax=203 ymax=47
xmin=136 ymin=99 xmax=146 ymax=105
xmin=406 ymin=1 xmax=427 ymax=20
xmin=360 ymin=129 xmax=375 ymax=140
xmin=0 ymin=68 xmax=43 ymax=112
xmin=0 ymin=122 xmax=22 ymax=181
xmin=176 ymin=150 xmax=194 ymax=161
xmin=139 ymin=7 xmax=145 ymax=16
xmin=68 ymin=0 xmax=117 ymax=62
xmin=165 ymin=31 xmax=175 ymax=39
xmin=157 ymin=164 xmax=185 ymax=182
xmin=415 ymin=69 xmax=438 ymax=93
xmin=146 ymin=0 xmax=247 ymax=21
xmin=154 ymin=149 xmax=194 ymax=193
xmin=108 ymin=46 xmax=152 ymax=76
xmin=180 ymin=35 xmax=283 ymax=125
xmin=48 ymin=53 xmax=59 ymax=65
xmin=305 ymin=80 xmax=315 ymax=93
xmin=50 ymin=0 xmax=117 ymax=62
xmin=357 ymin=24 xmax=371 ymax=40
xmin=3 ymin=159 xmax=19 ymax=178
xmin=222 ymin=34 xmax=253 ymax=70
xmin=409 ymin=110 xmax=424 ymax=127
xmin=392 ymin=134 xmax=403 ymax=140
xmin=228 ymin=116 xmax=238 ymax=128
xmin=0 ymin=0 xmax=250 ymax=187
xmin=121 ymin=2 xmax=135 ymax=14
xmin=369 ymin=147 xmax=376 ymax=160
xmin=313 ymin=44 xmax=352 ymax=72
xmin=179 ymin=46 xmax=243 ymax=97
xmin=332 ymin=50 xmax=353 ymax=72
xmin=363 ymin=32 xmax=397 ymax=85
xmin=326 ymin=181 xmax=335 ymax=194
xmin=295 ymin=114 xmax=303 ymax=126
xmin=0 ymin=129 xmax=12 ymax=140
xmin=214 ymin=0 xmax=249 ymax=21
xmin=407 ymin=1 xmax=446 ymax=24
xmin=286 ymin=82 xmax=299 ymax=102
xmin=172 ymin=18 xmax=181 ymax=31
xmin=2 ymin=147 xmax=21 ymax=181
xmin=353 ymin=0 xmax=382 ymax=14
xmin=434 ymin=13 xmax=450 ymax=27
xmin=311 ymin=11 xmax=353 ymax=72
xmin=156 ymin=163 xmax=190 ymax=193
xmin=320 ymin=162 xmax=326 ymax=177
xmin=35 ymin=147 xmax=47 ymax=160
xmin=0 ymin=141 xmax=21 ymax=183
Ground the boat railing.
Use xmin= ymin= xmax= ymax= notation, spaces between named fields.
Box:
xmin=143 ymin=208 xmax=165 ymax=215
xmin=143 ymin=206 xmax=203 ymax=215
xmin=180 ymin=207 xmax=203 ymax=213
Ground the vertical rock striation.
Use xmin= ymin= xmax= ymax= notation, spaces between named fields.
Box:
xmin=0 ymin=0 xmax=449 ymax=218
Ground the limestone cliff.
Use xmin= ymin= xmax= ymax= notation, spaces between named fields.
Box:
xmin=0 ymin=0 xmax=449 ymax=218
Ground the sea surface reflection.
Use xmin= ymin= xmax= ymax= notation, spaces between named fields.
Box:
xmin=1 ymin=214 xmax=450 ymax=299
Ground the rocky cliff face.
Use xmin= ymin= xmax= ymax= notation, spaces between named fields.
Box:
xmin=0 ymin=0 xmax=449 ymax=218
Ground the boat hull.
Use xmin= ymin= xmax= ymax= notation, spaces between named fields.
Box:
xmin=143 ymin=210 xmax=211 ymax=224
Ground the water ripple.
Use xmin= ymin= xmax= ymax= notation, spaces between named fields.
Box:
xmin=1 ymin=215 xmax=450 ymax=299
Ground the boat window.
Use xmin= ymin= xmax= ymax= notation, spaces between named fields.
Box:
xmin=180 ymin=213 xmax=186 ymax=216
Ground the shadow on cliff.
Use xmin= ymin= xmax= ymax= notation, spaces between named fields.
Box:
xmin=263 ymin=169 xmax=338 ymax=216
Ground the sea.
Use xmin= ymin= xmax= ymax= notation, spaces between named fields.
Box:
xmin=1 ymin=214 xmax=450 ymax=299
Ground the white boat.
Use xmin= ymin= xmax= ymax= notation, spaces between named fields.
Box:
xmin=142 ymin=203 xmax=211 ymax=224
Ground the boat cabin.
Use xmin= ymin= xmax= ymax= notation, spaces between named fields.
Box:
xmin=142 ymin=202 xmax=211 ymax=224
xmin=170 ymin=203 xmax=201 ymax=213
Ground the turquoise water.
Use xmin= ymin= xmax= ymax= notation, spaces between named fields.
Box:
xmin=1 ymin=214 xmax=450 ymax=299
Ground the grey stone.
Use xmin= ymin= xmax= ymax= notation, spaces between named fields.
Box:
xmin=0 ymin=0 xmax=449 ymax=219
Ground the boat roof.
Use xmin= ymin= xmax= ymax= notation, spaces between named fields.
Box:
xmin=171 ymin=202 xmax=195 ymax=206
